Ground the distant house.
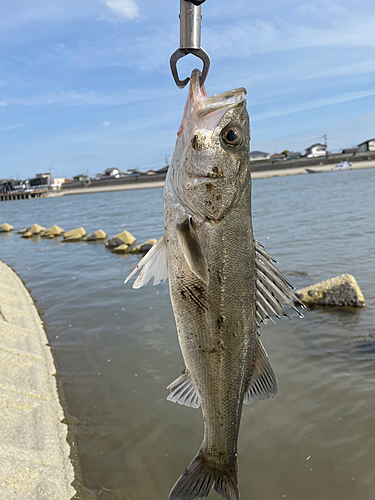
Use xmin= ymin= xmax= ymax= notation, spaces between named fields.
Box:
xmin=357 ymin=139 xmax=375 ymax=152
xmin=250 ymin=151 xmax=270 ymax=162
xmin=270 ymin=153 xmax=286 ymax=161
xmin=35 ymin=173 xmax=51 ymax=181
xmin=51 ymin=178 xmax=65 ymax=189
xmin=286 ymin=152 xmax=301 ymax=160
xmin=73 ymin=174 xmax=89 ymax=182
xmin=26 ymin=176 xmax=49 ymax=188
xmin=305 ymin=143 xmax=327 ymax=158
xmin=341 ymin=148 xmax=358 ymax=154
xmin=0 ymin=179 xmax=16 ymax=194
xmin=156 ymin=165 xmax=169 ymax=174
xmin=104 ymin=168 xmax=120 ymax=178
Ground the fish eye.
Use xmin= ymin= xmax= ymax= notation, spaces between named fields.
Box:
xmin=221 ymin=126 xmax=243 ymax=149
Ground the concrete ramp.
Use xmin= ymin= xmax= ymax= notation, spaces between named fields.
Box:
xmin=0 ymin=260 xmax=75 ymax=500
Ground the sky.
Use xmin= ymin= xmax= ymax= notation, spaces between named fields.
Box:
xmin=1 ymin=0 xmax=375 ymax=180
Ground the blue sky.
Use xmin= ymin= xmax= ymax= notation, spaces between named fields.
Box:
xmin=1 ymin=0 xmax=375 ymax=179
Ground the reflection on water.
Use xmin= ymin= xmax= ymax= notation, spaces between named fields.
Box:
xmin=0 ymin=168 xmax=374 ymax=499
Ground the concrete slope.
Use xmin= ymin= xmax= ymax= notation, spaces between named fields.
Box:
xmin=0 ymin=260 xmax=75 ymax=500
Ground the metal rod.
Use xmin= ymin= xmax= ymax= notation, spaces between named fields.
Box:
xmin=180 ymin=0 xmax=201 ymax=49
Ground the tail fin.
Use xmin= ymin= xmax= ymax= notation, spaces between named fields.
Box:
xmin=169 ymin=451 xmax=240 ymax=500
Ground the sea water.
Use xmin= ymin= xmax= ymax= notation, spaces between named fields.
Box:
xmin=0 ymin=168 xmax=374 ymax=499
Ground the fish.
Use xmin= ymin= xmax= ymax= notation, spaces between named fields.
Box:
xmin=126 ymin=69 xmax=304 ymax=500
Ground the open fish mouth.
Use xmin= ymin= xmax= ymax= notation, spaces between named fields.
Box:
xmin=190 ymin=69 xmax=246 ymax=115
xmin=178 ymin=69 xmax=247 ymax=136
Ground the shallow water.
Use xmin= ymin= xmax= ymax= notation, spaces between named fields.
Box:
xmin=1 ymin=168 xmax=374 ymax=500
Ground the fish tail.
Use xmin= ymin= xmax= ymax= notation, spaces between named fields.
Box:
xmin=169 ymin=450 xmax=240 ymax=500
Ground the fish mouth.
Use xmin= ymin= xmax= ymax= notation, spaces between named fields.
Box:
xmin=190 ymin=69 xmax=247 ymax=119
xmin=177 ymin=70 xmax=247 ymax=139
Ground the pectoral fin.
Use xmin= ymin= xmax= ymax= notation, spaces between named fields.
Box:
xmin=124 ymin=235 xmax=168 ymax=288
xmin=177 ymin=217 xmax=209 ymax=285
xmin=244 ymin=338 xmax=278 ymax=404
xmin=166 ymin=370 xmax=201 ymax=409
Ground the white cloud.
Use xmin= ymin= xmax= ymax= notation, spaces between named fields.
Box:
xmin=252 ymin=90 xmax=375 ymax=122
xmin=305 ymin=59 xmax=375 ymax=79
xmin=0 ymin=80 xmax=6 ymax=86
xmin=0 ymin=101 xmax=7 ymax=106
xmin=102 ymin=0 xmax=139 ymax=21
xmin=0 ymin=123 xmax=24 ymax=131
xmin=101 ymin=121 xmax=111 ymax=127
xmin=4 ymin=87 xmax=171 ymax=106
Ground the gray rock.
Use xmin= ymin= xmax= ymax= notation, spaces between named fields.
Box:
xmin=296 ymin=274 xmax=365 ymax=307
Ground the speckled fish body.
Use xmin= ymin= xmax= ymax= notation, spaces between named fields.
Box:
xmin=126 ymin=70 xmax=304 ymax=500
xmin=164 ymin=71 xmax=254 ymax=500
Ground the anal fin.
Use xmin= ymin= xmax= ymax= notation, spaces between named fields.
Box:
xmin=166 ymin=370 xmax=201 ymax=409
xmin=244 ymin=338 xmax=278 ymax=404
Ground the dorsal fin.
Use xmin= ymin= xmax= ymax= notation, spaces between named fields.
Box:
xmin=125 ymin=235 xmax=168 ymax=288
xmin=166 ymin=371 xmax=201 ymax=409
xmin=255 ymin=240 xmax=305 ymax=325
xmin=244 ymin=338 xmax=277 ymax=404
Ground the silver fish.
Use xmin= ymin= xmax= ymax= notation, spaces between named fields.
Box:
xmin=126 ymin=70 xmax=304 ymax=500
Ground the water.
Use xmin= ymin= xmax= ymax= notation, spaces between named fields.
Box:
xmin=0 ymin=168 xmax=374 ymax=500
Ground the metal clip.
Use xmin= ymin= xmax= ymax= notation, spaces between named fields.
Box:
xmin=170 ymin=0 xmax=210 ymax=89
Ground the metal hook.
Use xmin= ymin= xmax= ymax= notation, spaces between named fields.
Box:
xmin=170 ymin=0 xmax=210 ymax=89
xmin=170 ymin=48 xmax=210 ymax=89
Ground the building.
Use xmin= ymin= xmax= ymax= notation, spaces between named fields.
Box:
xmin=35 ymin=173 xmax=51 ymax=182
xmin=23 ymin=176 xmax=49 ymax=188
xmin=342 ymin=148 xmax=358 ymax=154
xmin=250 ymin=151 xmax=270 ymax=162
xmin=103 ymin=168 xmax=120 ymax=178
xmin=50 ymin=178 xmax=65 ymax=190
xmin=357 ymin=139 xmax=375 ymax=152
xmin=305 ymin=143 xmax=327 ymax=158
xmin=0 ymin=179 xmax=16 ymax=194
xmin=155 ymin=165 xmax=169 ymax=174
xmin=270 ymin=153 xmax=286 ymax=161
xmin=73 ymin=174 xmax=89 ymax=182
xmin=286 ymin=152 xmax=301 ymax=160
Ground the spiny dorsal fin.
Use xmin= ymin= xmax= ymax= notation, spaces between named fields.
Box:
xmin=255 ymin=240 xmax=305 ymax=325
xmin=177 ymin=217 xmax=209 ymax=285
xmin=166 ymin=370 xmax=201 ymax=409
xmin=244 ymin=338 xmax=277 ymax=404
xmin=125 ymin=235 xmax=168 ymax=289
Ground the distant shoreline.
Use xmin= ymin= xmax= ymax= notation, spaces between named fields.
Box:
xmin=43 ymin=160 xmax=375 ymax=197
xmin=44 ymin=180 xmax=166 ymax=197
xmin=251 ymin=159 xmax=375 ymax=179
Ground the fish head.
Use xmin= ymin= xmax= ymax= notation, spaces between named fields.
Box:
xmin=170 ymin=69 xmax=250 ymax=222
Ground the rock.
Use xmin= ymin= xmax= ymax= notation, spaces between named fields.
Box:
xmin=105 ymin=230 xmax=136 ymax=248
xmin=63 ymin=227 xmax=87 ymax=241
xmin=0 ymin=223 xmax=14 ymax=232
xmin=112 ymin=244 xmax=130 ymax=253
xmin=21 ymin=223 xmax=46 ymax=238
xmin=42 ymin=225 xmax=65 ymax=237
xmin=296 ymin=274 xmax=365 ymax=307
xmin=29 ymin=223 xmax=46 ymax=234
xmin=86 ymin=230 xmax=107 ymax=241
xmin=130 ymin=239 xmax=157 ymax=254
xmin=17 ymin=228 xmax=28 ymax=234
